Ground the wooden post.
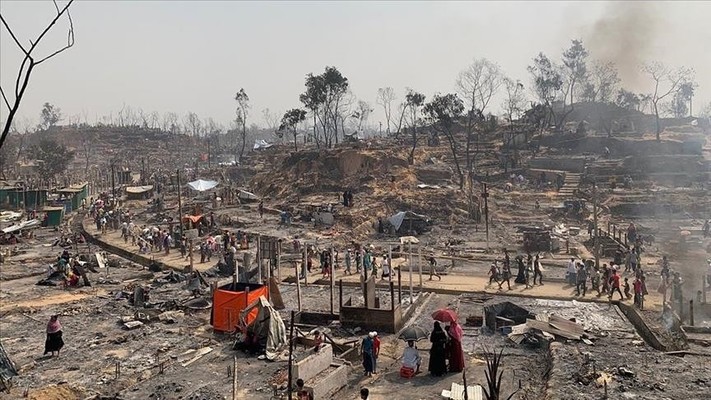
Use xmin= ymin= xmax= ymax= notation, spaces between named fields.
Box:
xmin=398 ymin=267 xmax=402 ymax=305
xmin=678 ymin=294 xmax=684 ymax=323
xmin=176 ymin=169 xmax=183 ymax=239
xmin=232 ymin=355 xmax=237 ymax=400
xmin=689 ymin=300 xmax=694 ymax=326
xmin=302 ymin=243 xmax=308 ymax=287
xmin=277 ymin=240 xmax=282 ymax=282
xmin=418 ymin=245 xmax=423 ymax=290
xmin=390 ymin=282 xmax=395 ymax=311
xmin=703 ymin=276 xmax=707 ymax=304
xmin=257 ymin=235 xmax=262 ymax=283
xmin=388 ymin=244 xmax=393 ymax=283
xmin=409 ymin=242 xmax=413 ymax=304
xmin=287 ymin=310 xmax=295 ymax=400
xmin=295 ymin=262 xmax=302 ymax=312
xmin=189 ymin=239 xmax=194 ymax=271
xmin=339 ymin=279 xmax=343 ymax=309
xmin=330 ymin=247 xmax=335 ymax=315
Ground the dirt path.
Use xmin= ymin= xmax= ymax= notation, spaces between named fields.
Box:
xmin=0 ymin=290 xmax=101 ymax=313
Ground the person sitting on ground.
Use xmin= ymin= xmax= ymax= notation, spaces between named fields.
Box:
xmin=313 ymin=330 xmax=324 ymax=352
xmin=295 ymin=378 xmax=314 ymax=400
xmin=401 ymin=340 xmax=422 ymax=374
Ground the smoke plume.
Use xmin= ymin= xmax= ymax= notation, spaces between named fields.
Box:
xmin=584 ymin=2 xmax=660 ymax=89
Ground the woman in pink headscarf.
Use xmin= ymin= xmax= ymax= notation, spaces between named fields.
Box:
xmin=44 ymin=315 xmax=64 ymax=357
xmin=447 ymin=320 xmax=465 ymax=372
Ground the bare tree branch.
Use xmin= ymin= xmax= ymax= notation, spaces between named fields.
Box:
xmin=0 ymin=15 xmax=29 ymax=55
xmin=0 ymin=0 xmax=76 ymax=149
xmin=0 ymin=87 xmax=11 ymax=110
xmin=36 ymin=5 xmax=75 ymax=65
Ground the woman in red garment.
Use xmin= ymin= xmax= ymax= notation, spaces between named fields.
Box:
xmin=447 ymin=321 xmax=465 ymax=372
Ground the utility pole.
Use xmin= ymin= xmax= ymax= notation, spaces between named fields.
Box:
xmin=593 ymin=182 xmax=600 ymax=269
xmin=481 ymin=182 xmax=490 ymax=250
xmin=110 ymin=161 xmax=116 ymax=203
xmin=287 ymin=310 xmax=295 ymax=400
xmin=207 ymin=138 xmax=211 ymax=169
xmin=176 ymin=169 xmax=184 ymax=238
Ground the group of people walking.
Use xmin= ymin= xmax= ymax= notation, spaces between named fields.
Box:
xmin=489 ymin=250 xmax=543 ymax=290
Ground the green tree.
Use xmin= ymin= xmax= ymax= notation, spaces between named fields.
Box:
xmin=299 ymin=73 xmax=326 ymax=147
xmin=39 ymin=102 xmax=62 ymax=130
xmin=527 ymin=52 xmax=563 ymax=129
xmin=280 ymin=108 xmax=307 ymax=151
xmin=29 ymin=138 xmax=75 ymax=185
xmin=423 ymin=93 xmax=465 ymax=189
xmin=299 ymin=66 xmax=349 ymax=148
xmin=405 ymin=89 xmax=426 ymax=165
xmin=558 ymin=39 xmax=589 ymax=126
xmin=234 ymin=88 xmax=250 ymax=160
xmin=615 ymin=89 xmax=640 ymax=111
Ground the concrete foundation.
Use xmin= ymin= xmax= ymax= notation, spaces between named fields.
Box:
xmin=311 ymin=364 xmax=348 ymax=399
xmin=291 ymin=344 xmax=333 ymax=383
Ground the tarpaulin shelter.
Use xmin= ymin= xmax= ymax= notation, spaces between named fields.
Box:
xmin=187 ymin=179 xmax=218 ymax=192
xmin=238 ymin=296 xmax=287 ymax=360
xmin=211 ymin=282 xmax=269 ymax=332
xmin=387 ymin=211 xmax=431 ymax=235
xmin=253 ymin=139 xmax=273 ymax=150
xmin=125 ymin=185 xmax=154 ymax=200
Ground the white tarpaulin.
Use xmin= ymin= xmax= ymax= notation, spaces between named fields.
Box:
xmin=187 ymin=179 xmax=218 ymax=192
xmin=238 ymin=190 xmax=259 ymax=201
xmin=253 ymin=139 xmax=273 ymax=150
xmin=388 ymin=211 xmax=408 ymax=231
xmin=239 ymin=296 xmax=287 ymax=360
xmin=2 ymin=219 xmax=40 ymax=234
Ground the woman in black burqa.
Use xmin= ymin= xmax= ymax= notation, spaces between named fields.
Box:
xmin=428 ymin=321 xmax=448 ymax=376
xmin=44 ymin=315 xmax=64 ymax=357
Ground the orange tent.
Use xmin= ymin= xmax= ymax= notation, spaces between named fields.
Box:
xmin=211 ymin=282 xmax=269 ymax=332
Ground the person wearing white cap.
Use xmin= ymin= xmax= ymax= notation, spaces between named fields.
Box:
xmin=361 ymin=332 xmax=375 ymax=376
xmin=372 ymin=332 xmax=380 ymax=373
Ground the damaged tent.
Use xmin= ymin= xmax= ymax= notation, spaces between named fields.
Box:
xmin=387 ymin=211 xmax=432 ymax=235
xmin=0 ymin=340 xmax=17 ymax=392
xmin=187 ymin=179 xmax=218 ymax=192
xmin=211 ymin=282 xmax=269 ymax=332
xmin=237 ymin=296 xmax=287 ymax=361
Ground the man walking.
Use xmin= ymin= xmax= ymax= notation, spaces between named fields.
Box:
xmin=575 ymin=263 xmax=587 ymax=296
xmin=608 ymin=269 xmax=624 ymax=300
xmin=533 ymin=254 xmax=543 ymax=285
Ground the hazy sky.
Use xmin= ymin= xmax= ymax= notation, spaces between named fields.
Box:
xmin=1 ymin=1 xmax=710 ymax=130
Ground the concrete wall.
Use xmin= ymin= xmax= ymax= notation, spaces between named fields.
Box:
xmin=340 ymin=306 xmax=401 ymax=333
xmin=291 ymin=344 xmax=333 ymax=383
xmin=528 ymin=157 xmax=586 ymax=173
xmin=312 ymin=364 xmax=348 ymax=399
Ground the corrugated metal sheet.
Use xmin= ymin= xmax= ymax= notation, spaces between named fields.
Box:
xmin=443 ymin=383 xmax=484 ymax=400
